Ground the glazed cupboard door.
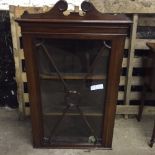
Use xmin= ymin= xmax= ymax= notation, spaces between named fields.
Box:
xmin=34 ymin=38 xmax=111 ymax=146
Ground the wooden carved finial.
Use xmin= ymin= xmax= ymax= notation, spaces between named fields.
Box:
xmin=81 ymin=0 xmax=93 ymax=12
xmin=56 ymin=0 xmax=68 ymax=12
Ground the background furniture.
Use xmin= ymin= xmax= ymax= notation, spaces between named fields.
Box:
xmin=137 ymin=43 xmax=155 ymax=121
xmin=150 ymin=121 xmax=155 ymax=147
xmin=137 ymin=42 xmax=155 ymax=147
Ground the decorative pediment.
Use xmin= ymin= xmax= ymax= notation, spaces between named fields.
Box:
xmin=19 ymin=0 xmax=131 ymax=23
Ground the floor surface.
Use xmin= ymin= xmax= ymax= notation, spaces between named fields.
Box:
xmin=0 ymin=109 xmax=154 ymax=155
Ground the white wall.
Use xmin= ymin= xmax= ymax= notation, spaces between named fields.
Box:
xmin=0 ymin=0 xmax=84 ymax=10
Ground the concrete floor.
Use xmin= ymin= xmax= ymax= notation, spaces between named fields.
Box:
xmin=0 ymin=109 xmax=154 ymax=155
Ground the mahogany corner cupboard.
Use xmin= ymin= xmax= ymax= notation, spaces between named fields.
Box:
xmin=16 ymin=0 xmax=131 ymax=149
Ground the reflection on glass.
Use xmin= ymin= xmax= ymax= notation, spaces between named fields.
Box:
xmin=35 ymin=39 xmax=111 ymax=145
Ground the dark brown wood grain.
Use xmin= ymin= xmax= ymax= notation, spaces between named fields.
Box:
xmin=102 ymin=36 xmax=126 ymax=147
xmin=22 ymin=35 xmax=44 ymax=147
xmin=16 ymin=0 xmax=131 ymax=149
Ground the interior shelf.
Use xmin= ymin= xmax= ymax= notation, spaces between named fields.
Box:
xmin=43 ymin=112 xmax=103 ymax=117
xmin=40 ymin=73 xmax=106 ymax=80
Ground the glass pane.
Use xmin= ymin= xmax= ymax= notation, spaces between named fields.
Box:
xmin=35 ymin=39 xmax=111 ymax=145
